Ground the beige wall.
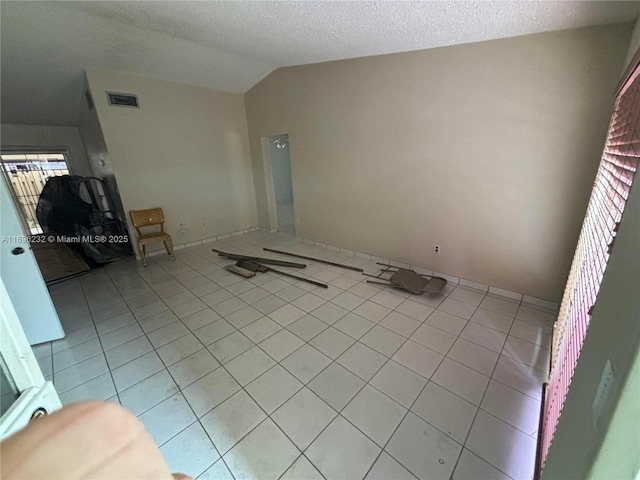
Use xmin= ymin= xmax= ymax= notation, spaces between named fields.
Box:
xmin=624 ymin=15 xmax=640 ymax=67
xmin=85 ymin=69 xmax=257 ymax=251
xmin=543 ymin=16 xmax=640 ymax=480
xmin=245 ymin=24 xmax=631 ymax=301
xmin=77 ymin=76 xmax=127 ymax=223
xmin=1 ymin=123 xmax=91 ymax=177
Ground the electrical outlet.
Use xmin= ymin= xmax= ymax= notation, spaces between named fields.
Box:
xmin=434 ymin=244 xmax=441 ymax=254
xmin=592 ymin=358 xmax=615 ymax=430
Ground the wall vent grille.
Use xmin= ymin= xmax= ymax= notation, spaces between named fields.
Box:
xmin=106 ymin=92 xmax=139 ymax=108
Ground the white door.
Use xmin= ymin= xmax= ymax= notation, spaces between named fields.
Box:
xmin=0 ymin=174 xmax=64 ymax=344
xmin=0 ymin=276 xmax=61 ymax=440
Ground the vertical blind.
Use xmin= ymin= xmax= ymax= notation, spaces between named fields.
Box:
xmin=540 ymin=62 xmax=640 ymax=467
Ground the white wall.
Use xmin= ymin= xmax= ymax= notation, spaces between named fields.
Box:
xmin=245 ymin=24 xmax=632 ymax=301
xmin=542 ymin=16 xmax=640 ymax=480
xmin=85 ymin=69 xmax=258 ymax=251
xmin=77 ymin=77 xmax=127 ymax=223
xmin=0 ymin=124 xmax=91 ymax=177
xmin=270 ymin=140 xmax=294 ymax=203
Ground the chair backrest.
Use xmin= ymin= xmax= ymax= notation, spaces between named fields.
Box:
xmin=129 ymin=208 xmax=165 ymax=234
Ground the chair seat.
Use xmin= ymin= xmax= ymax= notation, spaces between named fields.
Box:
xmin=129 ymin=207 xmax=175 ymax=267
xmin=138 ymin=232 xmax=171 ymax=243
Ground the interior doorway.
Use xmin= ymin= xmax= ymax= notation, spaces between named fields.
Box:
xmin=268 ymin=134 xmax=296 ymax=235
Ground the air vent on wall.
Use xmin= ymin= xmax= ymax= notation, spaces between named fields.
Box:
xmin=106 ymin=92 xmax=139 ymax=108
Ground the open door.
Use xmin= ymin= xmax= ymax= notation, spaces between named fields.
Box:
xmin=0 ymin=276 xmax=61 ymax=439
xmin=0 ymin=173 xmax=64 ymax=345
xmin=0 ymin=165 xmax=62 ymax=438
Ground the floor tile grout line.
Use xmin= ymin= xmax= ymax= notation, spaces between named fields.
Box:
xmin=163 ymin=372 xmax=235 ymax=479
xmin=108 ymin=257 xmax=242 ymax=480
xmin=49 ymin=322 xmax=102 ymax=356
xmin=476 ymin=372 xmax=544 ymax=404
xmin=367 ymin=287 xmax=480 ymax=473
xmin=76 ymin=276 xmax=124 ymax=406
xmin=287 ymin=346 xmax=400 ymax=474
xmin=445 ymin=288 xmax=501 ymax=477
xmin=360 ymin=302 xmax=464 ymax=480
xmin=452 ymin=294 xmax=527 ymax=480
xmin=209 ymin=298 xmax=425 ymax=475
xmin=50 ymin=348 xmax=106 ymax=381
xmin=62 ymin=255 xmax=356 ymax=393
xmin=121 ymin=249 xmax=312 ymax=456
xmin=57 ymin=262 xmax=510 ymax=404
xmin=269 ymin=310 xmax=504 ymax=451
xmin=252 ymin=281 xmax=488 ymax=422
xmin=289 ymin=283 xmax=468 ymax=477
xmin=412 ymin=295 xmax=552 ymax=370
xmin=158 ymin=322 xmax=308 ymax=478
xmin=230 ymin=373 xmax=316 ymax=477
xmin=277 ymin=451 xmax=329 ymax=480
xmin=102 ymin=265 xmax=205 ymax=404
xmin=52 ymin=235 xmax=544 ymax=479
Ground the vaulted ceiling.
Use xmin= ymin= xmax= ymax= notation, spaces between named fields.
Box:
xmin=1 ymin=1 xmax=638 ymax=126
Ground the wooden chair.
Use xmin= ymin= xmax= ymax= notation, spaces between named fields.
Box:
xmin=129 ymin=208 xmax=175 ymax=267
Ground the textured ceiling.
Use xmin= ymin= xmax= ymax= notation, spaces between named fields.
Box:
xmin=1 ymin=1 xmax=638 ymax=126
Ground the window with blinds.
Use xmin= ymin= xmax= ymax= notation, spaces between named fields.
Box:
xmin=540 ymin=60 xmax=640 ymax=468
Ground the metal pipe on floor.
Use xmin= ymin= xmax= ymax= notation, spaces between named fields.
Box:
xmin=212 ymin=249 xmax=306 ymax=268
xmin=262 ymin=248 xmax=364 ymax=272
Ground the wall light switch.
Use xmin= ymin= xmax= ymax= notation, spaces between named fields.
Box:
xmin=592 ymin=358 xmax=615 ymax=430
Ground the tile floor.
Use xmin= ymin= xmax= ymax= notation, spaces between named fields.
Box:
xmin=33 ymin=231 xmax=554 ymax=480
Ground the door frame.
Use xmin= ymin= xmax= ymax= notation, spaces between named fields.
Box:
xmin=0 ymin=277 xmax=61 ymax=440
xmin=261 ymin=135 xmax=283 ymax=233
xmin=0 ymin=148 xmax=72 ymax=234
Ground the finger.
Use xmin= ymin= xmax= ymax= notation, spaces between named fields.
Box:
xmin=1 ymin=402 xmax=173 ymax=480
xmin=2 ymin=402 xmax=125 ymax=479
xmin=2 ymin=402 xmax=98 ymax=457
xmin=84 ymin=427 xmax=174 ymax=479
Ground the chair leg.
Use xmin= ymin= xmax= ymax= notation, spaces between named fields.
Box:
xmin=140 ymin=242 xmax=148 ymax=267
xmin=165 ymin=237 xmax=176 ymax=261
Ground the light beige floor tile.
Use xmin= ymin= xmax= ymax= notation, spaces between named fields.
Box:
xmin=306 ymin=416 xmax=380 ymax=480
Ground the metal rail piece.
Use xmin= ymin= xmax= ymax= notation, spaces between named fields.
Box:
xmin=212 ymin=249 xmax=306 ymax=268
xmin=237 ymin=260 xmax=328 ymax=289
xmin=262 ymin=248 xmax=363 ymax=272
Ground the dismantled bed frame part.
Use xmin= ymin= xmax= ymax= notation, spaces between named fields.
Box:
xmin=364 ymin=264 xmax=447 ymax=294
xmin=236 ymin=260 xmax=327 ymax=288
xmin=215 ymin=248 xmax=443 ymax=294
xmin=213 ymin=249 xmax=306 ymax=268
xmin=260 ymin=247 xmax=445 ymax=295
xmin=215 ymin=249 xmax=328 ymax=288
xmin=224 ymin=264 xmax=256 ymax=278
xmin=262 ymin=248 xmax=364 ymax=272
